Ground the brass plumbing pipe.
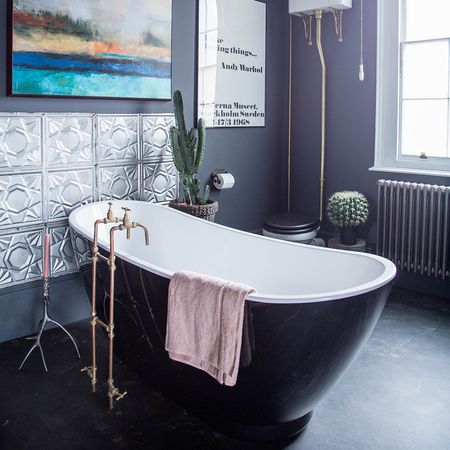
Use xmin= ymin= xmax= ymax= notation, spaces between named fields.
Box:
xmin=82 ymin=202 xmax=150 ymax=409
xmin=108 ymin=225 xmax=119 ymax=410
xmin=315 ymin=9 xmax=326 ymax=222
xmin=82 ymin=204 xmax=120 ymax=394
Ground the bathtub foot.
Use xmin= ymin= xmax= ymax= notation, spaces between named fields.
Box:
xmin=217 ymin=411 xmax=313 ymax=442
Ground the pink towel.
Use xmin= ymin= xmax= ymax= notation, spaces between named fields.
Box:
xmin=165 ymin=271 xmax=256 ymax=387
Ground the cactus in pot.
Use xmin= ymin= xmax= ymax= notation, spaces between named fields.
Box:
xmin=327 ymin=191 xmax=369 ymax=245
xmin=170 ymin=90 xmax=209 ymax=205
xmin=169 ymin=90 xmax=218 ymax=221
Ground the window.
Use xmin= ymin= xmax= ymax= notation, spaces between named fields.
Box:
xmin=373 ymin=0 xmax=450 ymax=176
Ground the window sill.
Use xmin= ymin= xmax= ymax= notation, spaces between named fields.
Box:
xmin=369 ymin=165 xmax=450 ymax=178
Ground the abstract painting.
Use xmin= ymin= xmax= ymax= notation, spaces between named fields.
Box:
xmin=8 ymin=0 xmax=172 ymax=99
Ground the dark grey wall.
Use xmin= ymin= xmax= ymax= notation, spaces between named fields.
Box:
xmin=0 ymin=0 xmax=289 ymax=341
xmin=291 ymin=0 xmax=449 ymax=240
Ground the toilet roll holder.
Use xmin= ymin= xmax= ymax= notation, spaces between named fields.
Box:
xmin=211 ymin=169 xmax=234 ymax=190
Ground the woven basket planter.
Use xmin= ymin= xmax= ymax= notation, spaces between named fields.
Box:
xmin=169 ymin=199 xmax=219 ymax=222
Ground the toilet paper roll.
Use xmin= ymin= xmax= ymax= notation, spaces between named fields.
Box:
xmin=213 ymin=173 xmax=235 ymax=190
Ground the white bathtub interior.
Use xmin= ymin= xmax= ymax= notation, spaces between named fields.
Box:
xmin=70 ymin=201 xmax=396 ymax=303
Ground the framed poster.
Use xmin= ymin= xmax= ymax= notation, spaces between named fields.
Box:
xmin=7 ymin=0 xmax=172 ymax=100
xmin=197 ymin=0 xmax=266 ymax=128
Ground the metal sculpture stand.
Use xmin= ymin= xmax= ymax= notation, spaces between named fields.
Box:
xmin=19 ymin=278 xmax=81 ymax=372
xmin=82 ymin=202 xmax=150 ymax=409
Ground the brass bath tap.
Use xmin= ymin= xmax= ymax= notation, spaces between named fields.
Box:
xmin=121 ymin=207 xmax=132 ymax=239
xmin=121 ymin=207 xmax=132 ymax=229
xmin=120 ymin=207 xmax=150 ymax=244
xmin=107 ymin=202 xmax=116 ymax=222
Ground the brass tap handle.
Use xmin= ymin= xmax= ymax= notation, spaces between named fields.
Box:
xmin=110 ymin=387 xmax=127 ymax=401
xmin=106 ymin=202 xmax=115 ymax=222
xmin=116 ymin=390 xmax=127 ymax=401
xmin=81 ymin=366 xmax=93 ymax=377
xmin=121 ymin=207 xmax=132 ymax=228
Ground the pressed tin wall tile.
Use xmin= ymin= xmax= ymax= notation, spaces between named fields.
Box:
xmin=142 ymin=115 xmax=174 ymax=160
xmin=142 ymin=160 xmax=178 ymax=203
xmin=49 ymin=225 xmax=77 ymax=275
xmin=0 ymin=113 xmax=176 ymax=287
xmin=0 ymin=115 xmax=41 ymax=171
xmin=97 ymin=115 xmax=139 ymax=163
xmin=48 ymin=169 xmax=94 ymax=220
xmin=98 ymin=165 xmax=140 ymax=200
xmin=70 ymin=228 xmax=91 ymax=268
xmin=47 ymin=115 xmax=93 ymax=167
xmin=0 ymin=173 xmax=42 ymax=226
xmin=0 ymin=228 xmax=42 ymax=285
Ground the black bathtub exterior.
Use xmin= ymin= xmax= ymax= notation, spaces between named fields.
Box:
xmin=83 ymin=258 xmax=392 ymax=441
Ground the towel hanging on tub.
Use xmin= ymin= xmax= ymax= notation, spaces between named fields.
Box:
xmin=165 ymin=271 xmax=256 ymax=387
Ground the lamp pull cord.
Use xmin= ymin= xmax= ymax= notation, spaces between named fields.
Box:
xmin=359 ymin=0 xmax=365 ymax=81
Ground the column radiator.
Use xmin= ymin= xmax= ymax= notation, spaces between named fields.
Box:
xmin=376 ymin=180 xmax=450 ymax=279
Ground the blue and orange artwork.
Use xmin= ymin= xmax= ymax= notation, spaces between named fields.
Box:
xmin=10 ymin=0 xmax=172 ymax=99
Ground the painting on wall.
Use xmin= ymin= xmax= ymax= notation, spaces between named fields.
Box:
xmin=7 ymin=0 xmax=172 ymax=100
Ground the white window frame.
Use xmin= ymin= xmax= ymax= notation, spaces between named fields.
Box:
xmin=371 ymin=0 xmax=450 ymax=178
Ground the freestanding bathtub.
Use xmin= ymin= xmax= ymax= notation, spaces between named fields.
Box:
xmin=69 ymin=200 xmax=396 ymax=441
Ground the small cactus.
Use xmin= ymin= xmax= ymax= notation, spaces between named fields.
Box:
xmin=327 ymin=191 xmax=369 ymax=228
xmin=169 ymin=90 xmax=209 ymax=205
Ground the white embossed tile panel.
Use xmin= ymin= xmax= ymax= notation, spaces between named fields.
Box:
xmin=70 ymin=228 xmax=91 ymax=268
xmin=142 ymin=160 xmax=177 ymax=203
xmin=142 ymin=115 xmax=174 ymax=160
xmin=0 ymin=112 xmax=175 ymax=287
xmin=97 ymin=115 xmax=139 ymax=163
xmin=47 ymin=115 xmax=93 ymax=167
xmin=99 ymin=165 xmax=139 ymax=200
xmin=48 ymin=170 xmax=94 ymax=220
xmin=49 ymin=226 xmax=77 ymax=275
xmin=0 ymin=229 xmax=42 ymax=285
xmin=0 ymin=116 xmax=41 ymax=170
xmin=0 ymin=173 xmax=42 ymax=226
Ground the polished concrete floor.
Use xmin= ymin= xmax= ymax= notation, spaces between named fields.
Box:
xmin=1 ymin=287 xmax=449 ymax=450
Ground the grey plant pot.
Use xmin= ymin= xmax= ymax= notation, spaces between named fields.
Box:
xmin=339 ymin=226 xmax=358 ymax=245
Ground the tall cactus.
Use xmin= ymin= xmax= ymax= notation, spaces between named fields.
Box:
xmin=170 ymin=90 xmax=210 ymax=205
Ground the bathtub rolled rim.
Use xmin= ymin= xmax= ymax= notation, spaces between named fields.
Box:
xmin=69 ymin=201 xmax=397 ymax=305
